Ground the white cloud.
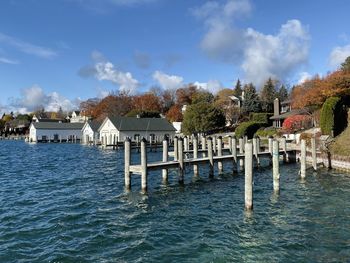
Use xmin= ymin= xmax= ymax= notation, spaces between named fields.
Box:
xmin=193 ymin=0 xmax=310 ymax=87
xmin=329 ymin=44 xmax=350 ymax=69
xmin=95 ymin=62 xmax=139 ymax=94
xmin=8 ymin=85 xmax=76 ymax=113
xmin=193 ymin=80 xmax=224 ymax=94
xmin=152 ymin=70 xmax=184 ymax=90
xmin=0 ymin=56 xmax=19 ymax=64
xmin=298 ymin=71 xmax=312 ymax=84
xmin=0 ymin=32 xmax=57 ymax=59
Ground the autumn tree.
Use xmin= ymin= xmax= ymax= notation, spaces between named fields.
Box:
xmin=215 ymin=88 xmax=240 ymax=125
xmin=242 ymin=83 xmax=261 ymax=113
xmin=233 ymin=79 xmax=242 ymax=97
xmin=260 ymin=78 xmax=276 ymax=112
xmin=92 ymin=93 xmax=133 ymax=120
xmin=165 ymin=104 xmax=183 ymax=122
xmin=175 ymin=84 xmax=198 ymax=106
xmin=80 ymin=98 xmax=101 ymax=118
xmin=132 ymin=92 xmax=162 ymax=112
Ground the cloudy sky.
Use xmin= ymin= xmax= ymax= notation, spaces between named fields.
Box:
xmin=1 ymin=0 xmax=350 ymax=114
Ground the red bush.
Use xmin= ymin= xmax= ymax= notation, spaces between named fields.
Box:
xmin=282 ymin=115 xmax=312 ymax=133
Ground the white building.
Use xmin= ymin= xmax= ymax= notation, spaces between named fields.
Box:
xmin=29 ymin=122 xmax=84 ymax=142
xmin=67 ymin=111 xmax=89 ymax=123
xmin=99 ymin=116 xmax=176 ymax=145
xmin=81 ymin=120 xmax=101 ymax=144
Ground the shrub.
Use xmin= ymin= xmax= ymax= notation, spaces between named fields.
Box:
xmin=282 ymin=115 xmax=312 ymax=133
xmin=255 ymin=127 xmax=278 ymax=137
xmin=320 ymin=96 xmax=346 ymax=136
xmin=235 ymin=121 xmax=267 ymax=139
xmin=250 ymin=113 xmax=273 ymax=125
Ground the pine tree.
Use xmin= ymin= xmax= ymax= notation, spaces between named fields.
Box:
xmin=233 ymin=79 xmax=242 ymax=98
xmin=260 ymin=78 xmax=276 ymax=112
xmin=242 ymin=83 xmax=261 ymax=114
xmin=341 ymin=56 xmax=350 ymax=72
xmin=277 ymin=85 xmax=289 ymax=102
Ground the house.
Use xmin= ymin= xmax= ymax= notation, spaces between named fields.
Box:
xmin=270 ymin=98 xmax=308 ymax=128
xmin=32 ymin=114 xmax=65 ymax=123
xmin=81 ymin=120 xmax=101 ymax=144
xmin=66 ymin=111 xmax=89 ymax=123
xmin=98 ymin=116 xmax=176 ymax=145
xmin=29 ymin=122 xmax=85 ymax=142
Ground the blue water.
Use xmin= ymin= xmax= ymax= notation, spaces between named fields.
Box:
xmin=0 ymin=140 xmax=350 ymax=262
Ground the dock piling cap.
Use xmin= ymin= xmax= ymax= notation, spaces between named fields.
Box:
xmin=207 ymin=137 xmax=212 ymax=141
xmin=125 ymin=137 xmax=131 ymax=142
xmin=178 ymin=137 xmax=184 ymax=141
xmin=141 ymin=137 xmax=147 ymax=143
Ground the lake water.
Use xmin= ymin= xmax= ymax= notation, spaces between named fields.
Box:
xmin=1 ymin=140 xmax=350 ymax=262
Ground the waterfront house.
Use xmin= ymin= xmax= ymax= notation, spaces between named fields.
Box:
xmin=66 ymin=111 xmax=89 ymax=123
xmin=98 ymin=116 xmax=176 ymax=144
xmin=29 ymin=122 xmax=84 ymax=142
xmin=81 ymin=120 xmax=101 ymax=144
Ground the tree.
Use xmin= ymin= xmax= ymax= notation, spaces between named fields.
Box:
xmin=80 ymin=98 xmax=100 ymax=118
xmin=277 ymin=85 xmax=289 ymax=101
xmin=260 ymin=78 xmax=276 ymax=112
xmin=341 ymin=56 xmax=350 ymax=72
xmin=215 ymin=88 xmax=239 ymax=125
xmin=132 ymin=93 xmax=162 ymax=112
xmin=165 ymin=104 xmax=183 ymax=122
xmin=182 ymin=92 xmax=225 ymax=135
xmin=175 ymin=84 xmax=198 ymax=105
xmin=242 ymin=83 xmax=261 ymax=113
xmin=233 ymin=79 xmax=242 ymax=97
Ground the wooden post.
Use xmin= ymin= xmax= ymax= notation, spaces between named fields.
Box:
xmin=268 ymin=136 xmax=273 ymax=165
xmin=228 ymin=136 xmax=232 ymax=153
xmin=149 ymin=136 xmax=152 ymax=152
xmin=273 ymin=140 xmax=280 ymax=193
xmin=213 ymin=136 xmax=217 ymax=155
xmin=311 ymin=136 xmax=317 ymax=171
xmin=141 ymin=138 xmax=148 ymax=192
xmin=184 ymin=136 xmax=189 ymax=152
xmin=193 ymin=136 xmax=199 ymax=177
xmin=281 ymin=136 xmax=287 ymax=163
xmin=207 ymin=137 xmax=214 ymax=178
xmin=124 ymin=138 xmax=131 ymax=190
xmin=256 ymin=136 xmax=260 ymax=166
xmin=178 ymin=137 xmax=184 ymax=184
xmin=245 ymin=143 xmax=253 ymax=210
xmin=162 ymin=139 xmax=168 ymax=183
xmin=300 ymin=139 xmax=306 ymax=179
xmin=239 ymin=137 xmax=244 ymax=170
xmin=253 ymin=137 xmax=257 ymax=167
xmin=201 ymin=136 xmax=206 ymax=157
xmin=232 ymin=136 xmax=237 ymax=172
xmin=217 ymin=136 xmax=223 ymax=174
xmin=174 ymin=136 xmax=178 ymax=161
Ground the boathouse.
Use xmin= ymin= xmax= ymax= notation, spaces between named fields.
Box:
xmin=98 ymin=116 xmax=176 ymax=145
xmin=81 ymin=120 xmax=101 ymax=144
xmin=29 ymin=122 xmax=84 ymax=142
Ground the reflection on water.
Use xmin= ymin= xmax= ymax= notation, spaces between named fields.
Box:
xmin=0 ymin=140 xmax=350 ymax=262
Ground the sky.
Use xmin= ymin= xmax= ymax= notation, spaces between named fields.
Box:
xmin=1 ymin=0 xmax=350 ymax=114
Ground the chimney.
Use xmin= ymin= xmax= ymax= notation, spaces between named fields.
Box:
xmin=274 ymin=98 xmax=280 ymax=116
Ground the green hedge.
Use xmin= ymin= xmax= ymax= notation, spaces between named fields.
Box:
xmin=235 ymin=121 xmax=267 ymax=139
xmin=250 ymin=113 xmax=273 ymax=125
xmin=320 ymin=97 xmax=342 ymax=136
xmin=255 ymin=127 xmax=277 ymax=137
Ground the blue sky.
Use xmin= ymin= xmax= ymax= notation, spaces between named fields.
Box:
xmin=1 ymin=0 xmax=350 ymax=114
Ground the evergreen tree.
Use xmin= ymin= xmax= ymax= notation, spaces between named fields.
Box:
xmin=277 ymin=85 xmax=289 ymax=101
xmin=242 ymin=83 xmax=261 ymax=113
xmin=341 ymin=56 xmax=350 ymax=72
xmin=233 ymin=79 xmax=242 ymax=97
xmin=260 ymin=78 xmax=276 ymax=112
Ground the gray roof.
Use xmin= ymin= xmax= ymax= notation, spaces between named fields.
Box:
xmin=108 ymin=116 xmax=176 ymax=132
xmin=270 ymin=109 xmax=308 ymax=120
xmin=87 ymin=120 xmax=102 ymax=132
xmin=32 ymin=122 xmax=85 ymax=130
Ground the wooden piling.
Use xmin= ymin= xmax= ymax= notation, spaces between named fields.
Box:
xmin=272 ymin=140 xmax=280 ymax=193
xmin=162 ymin=139 xmax=169 ymax=183
xmin=141 ymin=138 xmax=148 ymax=192
xmin=217 ymin=136 xmax=223 ymax=174
xmin=311 ymin=136 xmax=317 ymax=171
xmin=213 ymin=136 xmax=217 ymax=154
xmin=178 ymin=137 xmax=184 ymax=184
xmin=245 ymin=143 xmax=253 ymax=210
xmin=184 ymin=136 xmax=189 ymax=151
xmin=300 ymin=139 xmax=306 ymax=179
xmin=228 ymin=135 xmax=232 ymax=153
xmin=193 ymin=136 xmax=199 ymax=177
xmin=207 ymin=137 xmax=214 ymax=178
xmin=174 ymin=136 xmax=178 ymax=161
xmin=231 ymin=136 xmax=237 ymax=172
xmin=281 ymin=136 xmax=287 ymax=163
xmin=201 ymin=136 xmax=206 ymax=157
xmin=124 ymin=138 xmax=131 ymax=190
xmin=239 ymin=137 xmax=244 ymax=170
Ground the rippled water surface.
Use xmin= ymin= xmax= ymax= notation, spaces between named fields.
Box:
xmin=1 ymin=140 xmax=350 ymax=262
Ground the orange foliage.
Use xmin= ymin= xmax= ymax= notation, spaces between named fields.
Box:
xmin=132 ymin=93 xmax=161 ymax=112
xmin=165 ymin=104 xmax=183 ymax=122
xmin=292 ymin=70 xmax=350 ymax=109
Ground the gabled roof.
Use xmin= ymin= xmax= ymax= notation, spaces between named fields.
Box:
xmin=83 ymin=120 xmax=102 ymax=132
xmin=101 ymin=116 xmax=176 ymax=132
xmin=31 ymin=122 xmax=84 ymax=130
xmin=270 ymin=109 xmax=308 ymax=120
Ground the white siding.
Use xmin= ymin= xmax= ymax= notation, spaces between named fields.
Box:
xmin=82 ymin=124 xmax=99 ymax=144
xmin=29 ymin=127 xmax=82 ymax=142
